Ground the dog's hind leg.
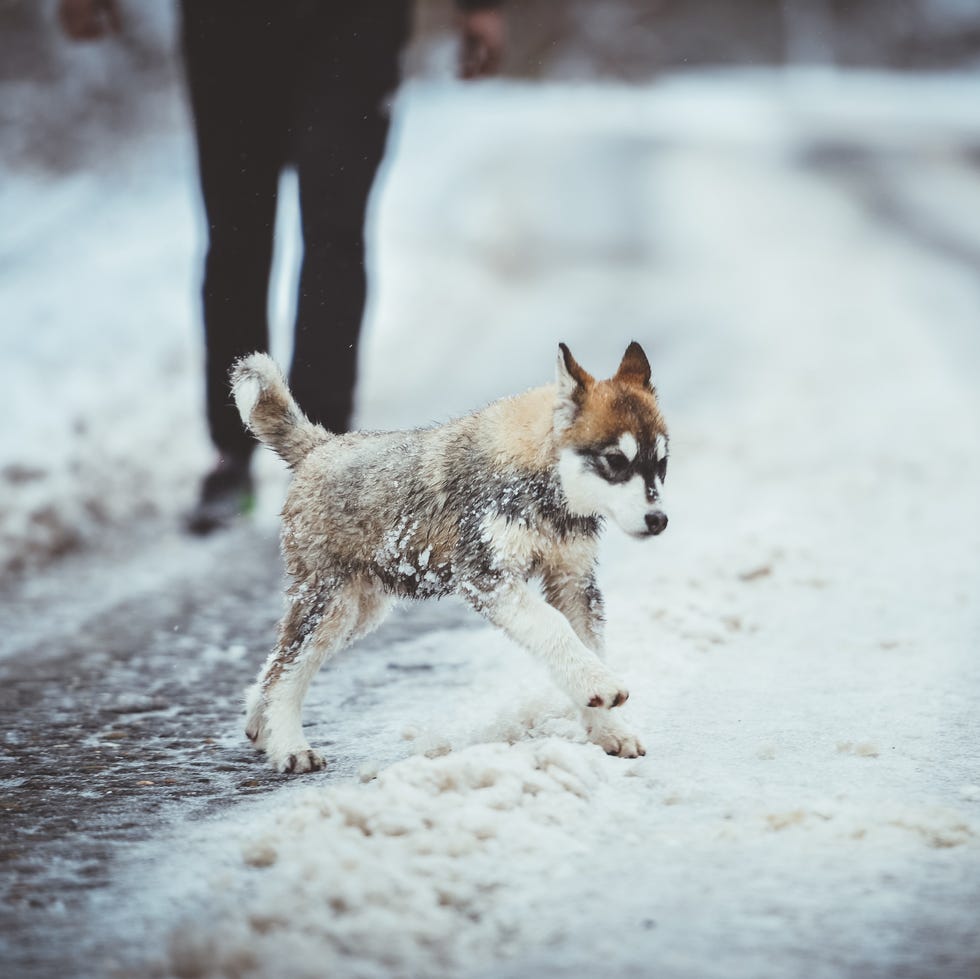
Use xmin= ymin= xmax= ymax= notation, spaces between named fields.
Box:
xmin=246 ymin=578 xmax=393 ymax=774
xmin=468 ymin=580 xmax=629 ymax=710
xmin=542 ymin=570 xmax=645 ymax=759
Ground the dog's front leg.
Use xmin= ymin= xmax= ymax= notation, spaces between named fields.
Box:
xmin=542 ymin=571 xmax=645 ymax=758
xmin=471 ymin=581 xmax=628 ymax=710
xmin=579 ymin=702 xmax=646 ymax=758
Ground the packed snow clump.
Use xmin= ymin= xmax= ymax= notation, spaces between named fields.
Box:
xmin=161 ymin=739 xmax=606 ymax=979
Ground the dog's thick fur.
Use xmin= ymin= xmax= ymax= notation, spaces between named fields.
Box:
xmin=232 ymin=343 xmax=669 ymax=773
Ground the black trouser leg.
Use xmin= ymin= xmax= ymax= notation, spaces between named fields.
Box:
xmin=289 ymin=115 xmax=391 ymax=434
xmin=180 ymin=2 xmax=290 ymax=458
xmin=287 ymin=3 xmax=410 ymax=432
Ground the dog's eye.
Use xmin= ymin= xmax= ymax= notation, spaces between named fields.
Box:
xmin=603 ymin=452 xmax=631 ymax=475
xmin=656 ymin=456 xmax=668 ymax=483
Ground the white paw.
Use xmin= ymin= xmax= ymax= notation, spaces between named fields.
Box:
xmin=243 ymin=685 xmax=268 ymax=750
xmin=569 ymin=667 xmax=629 ymax=710
xmin=585 ymin=714 xmax=646 ymax=758
xmin=244 ymin=712 xmax=269 ymax=751
xmin=268 ymin=746 xmax=326 ymax=775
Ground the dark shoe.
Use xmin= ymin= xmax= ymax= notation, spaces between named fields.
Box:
xmin=185 ymin=455 xmax=255 ymax=536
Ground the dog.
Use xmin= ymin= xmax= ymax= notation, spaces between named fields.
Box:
xmin=231 ymin=342 xmax=669 ymax=773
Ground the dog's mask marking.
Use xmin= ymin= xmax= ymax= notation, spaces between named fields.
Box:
xmin=618 ymin=432 xmax=638 ymax=462
xmin=559 ymin=447 xmax=661 ymax=538
xmin=593 ymin=444 xmax=634 ymax=485
xmin=653 ymin=436 xmax=668 ymax=487
xmin=578 ymin=434 xmax=667 ymax=494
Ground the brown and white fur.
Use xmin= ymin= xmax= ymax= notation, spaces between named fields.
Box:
xmin=232 ymin=342 xmax=669 ymax=773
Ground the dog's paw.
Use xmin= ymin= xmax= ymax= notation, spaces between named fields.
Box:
xmin=244 ymin=716 xmax=267 ymax=751
xmin=243 ymin=684 xmax=268 ymax=750
xmin=585 ymin=714 xmax=646 ymax=758
xmin=269 ymin=747 xmax=326 ymax=775
xmin=577 ymin=670 xmax=629 ymax=710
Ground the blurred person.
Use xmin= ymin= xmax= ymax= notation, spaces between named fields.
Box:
xmin=59 ymin=0 xmax=506 ymax=533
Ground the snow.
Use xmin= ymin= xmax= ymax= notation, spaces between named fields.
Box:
xmin=5 ymin=69 xmax=980 ymax=977
xmin=0 ymin=127 xmax=206 ymax=576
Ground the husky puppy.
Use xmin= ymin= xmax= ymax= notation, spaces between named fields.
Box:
xmin=232 ymin=342 xmax=669 ymax=773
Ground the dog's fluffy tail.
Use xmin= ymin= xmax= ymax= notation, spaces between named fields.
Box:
xmin=230 ymin=353 xmax=329 ymax=469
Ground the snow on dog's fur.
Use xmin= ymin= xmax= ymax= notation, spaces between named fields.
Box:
xmin=232 ymin=343 xmax=669 ymax=773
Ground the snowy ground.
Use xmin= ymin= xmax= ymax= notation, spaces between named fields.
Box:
xmin=1 ymin=71 xmax=979 ymax=978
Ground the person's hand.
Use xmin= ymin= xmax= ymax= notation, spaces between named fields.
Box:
xmin=459 ymin=8 xmax=505 ymax=80
xmin=58 ymin=0 xmax=122 ymax=41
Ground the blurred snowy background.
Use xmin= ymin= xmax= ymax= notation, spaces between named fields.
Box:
xmin=1 ymin=2 xmax=979 ymax=978
xmin=3 ymin=0 xmax=980 ymax=574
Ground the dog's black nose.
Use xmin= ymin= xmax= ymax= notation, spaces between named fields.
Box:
xmin=645 ymin=511 xmax=668 ymax=536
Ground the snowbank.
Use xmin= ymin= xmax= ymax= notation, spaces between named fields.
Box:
xmin=0 ymin=139 xmax=205 ymax=577
xmin=154 ymin=739 xmax=608 ymax=979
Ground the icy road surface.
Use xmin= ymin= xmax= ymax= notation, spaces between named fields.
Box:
xmin=1 ymin=73 xmax=979 ymax=978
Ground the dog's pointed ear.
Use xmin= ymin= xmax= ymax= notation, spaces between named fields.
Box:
xmin=557 ymin=342 xmax=594 ymax=396
xmin=614 ymin=340 xmax=652 ymax=389
xmin=555 ymin=342 xmax=593 ymax=431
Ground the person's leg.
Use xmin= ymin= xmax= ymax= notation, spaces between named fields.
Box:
xmin=181 ymin=0 xmax=292 ymax=460
xmin=181 ymin=1 xmax=296 ymax=531
xmin=287 ymin=2 xmax=411 ymax=432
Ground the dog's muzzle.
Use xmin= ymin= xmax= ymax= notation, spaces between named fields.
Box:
xmin=644 ymin=510 xmax=668 ymax=536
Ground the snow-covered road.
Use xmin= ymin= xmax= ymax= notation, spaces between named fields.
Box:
xmin=2 ymin=72 xmax=979 ymax=978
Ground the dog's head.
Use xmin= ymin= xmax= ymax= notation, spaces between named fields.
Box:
xmin=554 ymin=341 xmax=669 ymax=539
